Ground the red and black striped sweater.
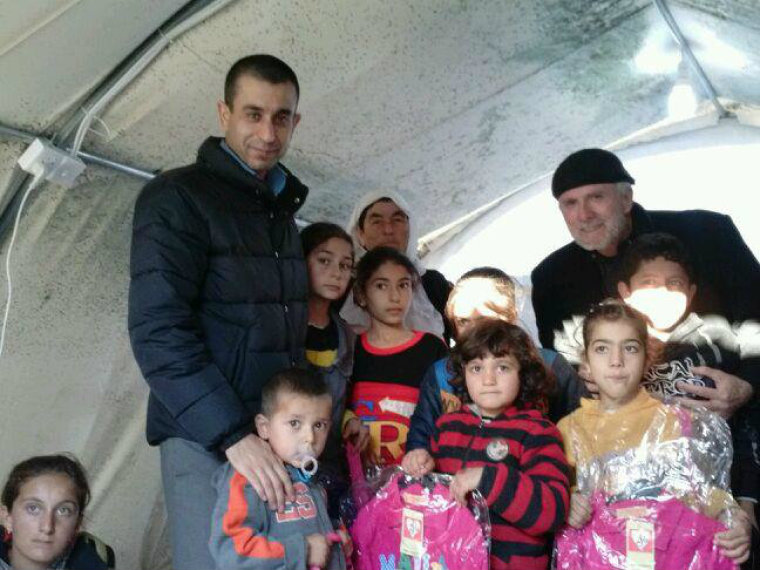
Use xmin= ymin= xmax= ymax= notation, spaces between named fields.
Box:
xmin=431 ymin=405 xmax=570 ymax=570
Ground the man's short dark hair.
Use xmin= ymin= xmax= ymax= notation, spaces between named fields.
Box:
xmin=620 ymin=232 xmax=696 ymax=285
xmin=260 ymin=367 xmax=329 ymax=417
xmin=224 ymin=54 xmax=300 ymax=108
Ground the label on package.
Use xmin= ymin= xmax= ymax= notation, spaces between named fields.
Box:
xmin=626 ymin=519 xmax=655 ymax=570
xmin=400 ymin=507 xmax=425 ymax=558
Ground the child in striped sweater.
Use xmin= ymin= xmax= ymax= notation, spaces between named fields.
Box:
xmin=410 ymin=319 xmax=570 ymax=570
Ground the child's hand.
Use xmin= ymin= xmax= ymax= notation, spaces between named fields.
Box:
xmin=567 ymin=492 xmax=591 ymax=529
xmin=343 ymin=417 xmax=370 ymax=452
xmin=402 ymin=449 xmax=434 ymax=477
xmin=306 ymin=533 xmax=331 ymax=568
xmin=450 ymin=467 xmax=483 ymax=506
xmin=715 ymin=508 xmax=751 ymax=564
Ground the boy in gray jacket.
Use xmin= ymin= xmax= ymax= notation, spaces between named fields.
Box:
xmin=210 ymin=368 xmax=348 ymax=570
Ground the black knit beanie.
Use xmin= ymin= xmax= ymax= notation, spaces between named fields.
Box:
xmin=552 ymin=148 xmax=635 ymax=198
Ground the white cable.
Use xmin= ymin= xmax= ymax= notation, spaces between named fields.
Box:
xmin=0 ymin=172 xmax=44 ymax=359
xmin=69 ymin=0 xmax=236 ymax=156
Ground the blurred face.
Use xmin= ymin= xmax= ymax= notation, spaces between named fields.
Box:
xmin=449 ymin=278 xmax=515 ymax=337
xmin=359 ymin=262 xmax=413 ymax=328
xmin=558 ymin=183 xmax=632 ymax=257
xmin=256 ymin=393 xmax=332 ymax=468
xmin=217 ymin=75 xmax=300 ymax=175
xmin=307 ymin=238 xmax=353 ymax=302
xmin=464 ymin=352 xmax=520 ymax=417
xmin=585 ymin=320 xmax=646 ymax=410
xmin=618 ymin=256 xmax=696 ymax=331
xmin=357 ymin=200 xmax=410 ymax=252
xmin=4 ymin=474 xmax=81 ymax=570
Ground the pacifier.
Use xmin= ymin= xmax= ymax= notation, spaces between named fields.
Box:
xmin=298 ymin=454 xmax=318 ymax=480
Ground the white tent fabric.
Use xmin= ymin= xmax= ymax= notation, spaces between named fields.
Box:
xmin=1 ymin=1 xmax=760 ymax=568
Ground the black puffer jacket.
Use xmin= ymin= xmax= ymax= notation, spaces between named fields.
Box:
xmin=128 ymin=137 xmax=309 ymax=451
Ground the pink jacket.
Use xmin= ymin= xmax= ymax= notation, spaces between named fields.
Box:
xmin=350 ymin=474 xmax=488 ymax=570
xmin=555 ymin=494 xmax=736 ymax=570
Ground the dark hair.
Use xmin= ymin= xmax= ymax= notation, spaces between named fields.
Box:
xmin=300 ymin=222 xmax=353 ymax=258
xmin=224 ymin=54 xmax=300 ymax=108
xmin=353 ymin=246 xmax=419 ymax=301
xmin=451 ymin=320 xmax=553 ymax=411
xmin=619 ymin=232 xmax=695 ymax=285
xmin=582 ymin=298 xmax=648 ymax=353
xmin=445 ymin=267 xmax=517 ymax=332
xmin=2 ymin=454 xmax=90 ymax=519
xmin=357 ymin=197 xmax=406 ymax=230
xmin=260 ymin=367 xmax=330 ymax=417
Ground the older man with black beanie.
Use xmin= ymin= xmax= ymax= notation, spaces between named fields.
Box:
xmin=531 ymin=148 xmax=760 ymax=417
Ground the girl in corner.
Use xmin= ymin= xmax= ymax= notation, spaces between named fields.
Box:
xmin=0 ymin=454 xmax=114 ymax=570
xmin=346 ymin=246 xmax=448 ymax=468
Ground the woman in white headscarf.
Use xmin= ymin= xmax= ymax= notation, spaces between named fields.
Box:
xmin=341 ymin=190 xmax=452 ymax=341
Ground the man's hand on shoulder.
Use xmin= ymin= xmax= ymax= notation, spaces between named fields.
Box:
xmin=225 ymin=433 xmax=294 ymax=511
xmin=678 ymin=366 xmax=753 ymax=419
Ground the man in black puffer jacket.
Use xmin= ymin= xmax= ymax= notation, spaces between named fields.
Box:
xmin=128 ymin=55 xmax=308 ymax=570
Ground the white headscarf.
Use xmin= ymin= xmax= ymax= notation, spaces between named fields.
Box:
xmin=340 ymin=189 xmax=445 ymax=338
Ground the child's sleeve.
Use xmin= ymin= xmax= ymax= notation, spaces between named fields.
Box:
xmin=210 ymin=466 xmax=307 ymax=570
xmin=407 ymin=363 xmax=444 ymax=451
xmin=555 ymin=416 xmax=579 ymax=490
xmin=547 ymin=351 xmax=586 ymax=423
xmin=477 ymin=422 xmax=570 ymax=535
xmin=556 ymin=416 xmax=576 ymax=469
xmin=433 ymin=335 xmax=449 ymax=360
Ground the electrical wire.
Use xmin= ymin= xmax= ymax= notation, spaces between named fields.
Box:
xmin=69 ymin=0 xmax=236 ymax=156
xmin=0 ymin=172 xmax=44 ymax=359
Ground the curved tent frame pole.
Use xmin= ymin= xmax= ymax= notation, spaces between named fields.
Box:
xmin=0 ymin=0 xmax=236 ymax=243
xmin=55 ymin=0 xmax=238 ymax=154
xmin=652 ymin=0 xmax=727 ymax=118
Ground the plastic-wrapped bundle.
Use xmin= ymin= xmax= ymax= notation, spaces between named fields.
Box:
xmin=555 ymin=394 xmax=738 ymax=570
xmin=347 ymin=467 xmax=490 ymax=570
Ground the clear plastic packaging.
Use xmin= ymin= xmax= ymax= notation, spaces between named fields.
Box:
xmin=345 ymin=466 xmax=490 ymax=570
xmin=555 ymin=399 xmax=739 ymax=570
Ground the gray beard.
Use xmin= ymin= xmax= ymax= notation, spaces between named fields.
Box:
xmin=574 ymin=213 xmax=629 ymax=253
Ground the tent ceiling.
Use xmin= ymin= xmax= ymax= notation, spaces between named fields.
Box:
xmin=0 ymin=0 xmax=188 ymax=132
xmin=1 ymin=0 xmax=760 ymax=237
